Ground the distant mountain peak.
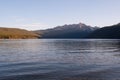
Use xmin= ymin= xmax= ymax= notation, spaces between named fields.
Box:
xmin=34 ymin=22 xmax=98 ymax=38
xmin=79 ymin=22 xmax=87 ymax=27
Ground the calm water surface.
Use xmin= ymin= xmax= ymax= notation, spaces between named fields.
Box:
xmin=0 ymin=39 xmax=120 ymax=80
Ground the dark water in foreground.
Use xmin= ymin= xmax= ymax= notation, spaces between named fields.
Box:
xmin=0 ymin=39 xmax=120 ymax=80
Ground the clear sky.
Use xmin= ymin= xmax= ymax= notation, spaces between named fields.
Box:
xmin=0 ymin=0 xmax=120 ymax=30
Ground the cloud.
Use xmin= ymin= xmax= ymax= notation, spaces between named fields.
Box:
xmin=11 ymin=17 xmax=50 ymax=30
xmin=20 ymin=23 xmax=49 ymax=30
xmin=0 ymin=16 xmax=50 ymax=30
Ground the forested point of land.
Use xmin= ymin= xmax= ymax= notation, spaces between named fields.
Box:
xmin=0 ymin=27 xmax=39 ymax=39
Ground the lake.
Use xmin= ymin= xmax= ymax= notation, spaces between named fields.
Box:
xmin=0 ymin=39 xmax=120 ymax=80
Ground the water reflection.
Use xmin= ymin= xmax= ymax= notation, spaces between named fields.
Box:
xmin=0 ymin=39 xmax=120 ymax=80
xmin=0 ymin=39 xmax=120 ymax=64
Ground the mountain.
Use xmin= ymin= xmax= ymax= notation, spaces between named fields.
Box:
xmin=34 ymin=23 xmax=98 ymax=38
xmin=1 ymin=23 xmax=120 ymax=39
xmin=0 ymin=27 xmax=39 ymax=39
xmin=88 ymin=23 xmax=120 ymax=39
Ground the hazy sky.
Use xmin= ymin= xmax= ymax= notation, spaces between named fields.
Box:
xmin=0 ymin=0 xmax=120 ymax=30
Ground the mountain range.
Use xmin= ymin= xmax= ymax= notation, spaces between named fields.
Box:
xmin=34 ymin=23 xmax=98 ymax=38
xmin=0 ymin=22 xmax=120 ymax=39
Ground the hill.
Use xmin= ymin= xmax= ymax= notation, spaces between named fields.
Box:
xmin=88 ymin=23 xmax=120 ymax=39
xmin=0 ymin=27 xmax=39 ymax=39
xmin=34 ymin=23 xmax=98 ymax=38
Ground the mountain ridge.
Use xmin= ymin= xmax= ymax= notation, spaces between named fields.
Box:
xmin=0 ymin=22 xmax=120 ymax=39
xmin=88 ymin=23 xmax=120 ymax=39
xmin=0 ymin=27 xmax=39 ymax=39
xmin=34 ymin=23 xmax=99 ymax=38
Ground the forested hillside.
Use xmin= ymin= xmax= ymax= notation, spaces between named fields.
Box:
xmin=0 ymin=27 xmax=39 ymax=39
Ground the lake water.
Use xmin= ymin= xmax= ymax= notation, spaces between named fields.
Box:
xmin=0 ymin=39 xmax=120 ymax=80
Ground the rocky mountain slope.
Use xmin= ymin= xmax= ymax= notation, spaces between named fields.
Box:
xmin=34 ymin=23 xmax=98 ymax=38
